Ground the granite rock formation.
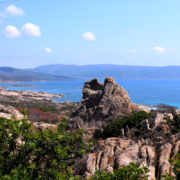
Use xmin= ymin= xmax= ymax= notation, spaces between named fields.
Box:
xmin=75 ymin=133 xmax=180 ymax=180
xmin=68 ymin=78 xmax=149 ymax=138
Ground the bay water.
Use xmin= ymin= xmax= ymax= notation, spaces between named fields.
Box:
xmin=1 ymin=79 xmax=180 ymax=108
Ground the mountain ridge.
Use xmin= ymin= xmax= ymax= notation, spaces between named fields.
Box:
xmin=30 ymin=64 xmax=180 ymax=79
xmin=0 ymin=67 xmax=73 ymax=83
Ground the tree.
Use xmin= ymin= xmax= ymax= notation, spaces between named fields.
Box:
xmin=0 ymin=117 xmax=86 ymax=179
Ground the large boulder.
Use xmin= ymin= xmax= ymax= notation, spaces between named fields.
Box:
xmin=68 ymin=78 xmax=133 ymax=138
xmin=0 ymin=104 xmax=24 ymax=120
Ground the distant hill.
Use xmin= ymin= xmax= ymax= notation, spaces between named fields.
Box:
xmin=0 ymin=67 xmax=73 ymax=83
xmin=31 ymin=64 xmax=180 ymax=79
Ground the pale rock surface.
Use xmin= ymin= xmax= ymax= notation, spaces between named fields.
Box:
xmin=76 ymin=133 xmax=180 ymax=180
xmin=0 ymin=104 xmax=24 ymax=120
xmin=132 ymin=103 xmax=150 ymax=113
xmin=141 ymin=113 xmax=173 ymax=132
xmin=33 ymin=122 xmax=57 ymax=131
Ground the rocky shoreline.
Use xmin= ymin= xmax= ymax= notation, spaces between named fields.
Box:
xmin=0 ymin=87 xmax=64 ymax=102
xmin=10 ymin=85 xmax=37 ymax=87
xmin=0 ymin=87 xmax=80 ymax=116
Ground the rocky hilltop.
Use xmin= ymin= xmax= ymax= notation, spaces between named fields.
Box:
xmin=68 ymin=78 xmax=149 ymax=137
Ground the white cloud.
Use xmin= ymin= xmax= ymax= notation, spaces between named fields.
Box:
xmin=2 ymin=23 xmax=41 ymax=38
xmin=5 ymin=5 xmax=24 ymax=16
xmin=2 ymin=25 xmax=20 ymax=37
xmin=0 ymin=5 xmax=24 ymax=17
xmin=126 ymin=49 xmax=139 ymax=53
xmin=45 ymin=48 xmax=52 ymax=53
xmin=153 ymin=46 xmax=175 ymax=53
xmin=83 ymin=32 xmax=96 ymax=41
xmin=153 ymin=46 xmax=166 ymax=52
xmin=125 ymin=29 xmax=135 ymax=33
xmin=21 ymin=23 xmax=41 ymax=37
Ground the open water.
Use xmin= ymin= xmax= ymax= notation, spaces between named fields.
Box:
xmin=1 ymin=79 xmax=180 ymax=108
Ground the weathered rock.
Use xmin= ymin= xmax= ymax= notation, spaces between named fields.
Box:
xmin=153 ymin=113 xmax=173 ymax=130
xmin=68 ymin=78 xmax=133 ymax=138
xmin=132 ymin=103 xmax=150 ymax=113
xmin=76 ymin=134 xmax=180 ymax=179
xmin=0 ymin=104 xmax=24 ymax=120
xmin=158 ymin=142 xmax=172 ymax=179
xmin=141 ymin=113 xmax=173 ymax=133
xmin=33 ymin=122 xmax=58 ymax=131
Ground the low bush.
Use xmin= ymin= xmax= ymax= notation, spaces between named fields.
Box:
xmin=0 ymin=117 xmax=86 ymax=179
xmin=27 ymin=108 xmax=62 ymax=124
xmin=39 ymin=106 xmax=49 ymax=112
xmin=91 ymin=162 xmax=149 ymax=180
xmin=98 ymin=111 xmax=149 ymax=139
xmin=156 ymin=103 xmax=178 ymax=117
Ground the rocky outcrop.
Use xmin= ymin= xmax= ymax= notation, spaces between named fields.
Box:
xmin=0 ymin=88 xmax=64 ymax=102
xmin=68 ymin=78 xmax=135 ymax=138
xmin=141 ymin=113 xmax=173 ymax=132
xmin=76 ymin=134 xmax=180 ymax=179
xmin=0 ymin=104 xmax=24 ymax=120
xmin=132 ymin=103 xmax=150 ymax=113
xmin=33 ymin=122 xmax=58 ymax=131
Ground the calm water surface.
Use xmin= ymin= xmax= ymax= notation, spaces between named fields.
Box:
xmin=1 ymin=79 xmax=180 ymax=108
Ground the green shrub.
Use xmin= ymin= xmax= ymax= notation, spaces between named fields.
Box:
xmin=0 ymin=117 xmax=86 ymax=179
xmin=99 ymin=111 xmax=149 ymax=139
xmin=20 ymin=108 xmax=28 ymax=118
xmin=39 ymin=106 xmax=49 ymax=112
xmin=173 ymin=114 xmax=180 ymax=129
xmin=90 ymin=162 xmax=149 ymax=180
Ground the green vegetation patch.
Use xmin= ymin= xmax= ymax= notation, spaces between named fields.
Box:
xmin=99 ymin=111 xmax=149 ymax=139
xmin=0 ymin=117 xmax=86 ymax=179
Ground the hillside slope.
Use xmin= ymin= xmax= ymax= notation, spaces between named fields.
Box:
xmin=0 ymin=67 xmax=73 ymax=82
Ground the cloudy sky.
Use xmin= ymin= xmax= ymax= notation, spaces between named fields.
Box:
xmin=0 ymin=0 xmax=180 ymax=68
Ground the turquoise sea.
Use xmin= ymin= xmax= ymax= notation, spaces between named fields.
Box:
xmin=1 ymin=79 xmax=180 ymax=108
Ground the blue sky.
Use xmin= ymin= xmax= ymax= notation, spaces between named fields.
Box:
xmin=0 ymin=0 xmax=180 ymax=68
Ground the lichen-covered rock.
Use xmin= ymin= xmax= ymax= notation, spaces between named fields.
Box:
xmin=68 ymin=78 xmax=133 ymax=138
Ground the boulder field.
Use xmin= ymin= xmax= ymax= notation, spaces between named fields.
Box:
xmin=67 ymin=78 xmax=150 ymax=138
